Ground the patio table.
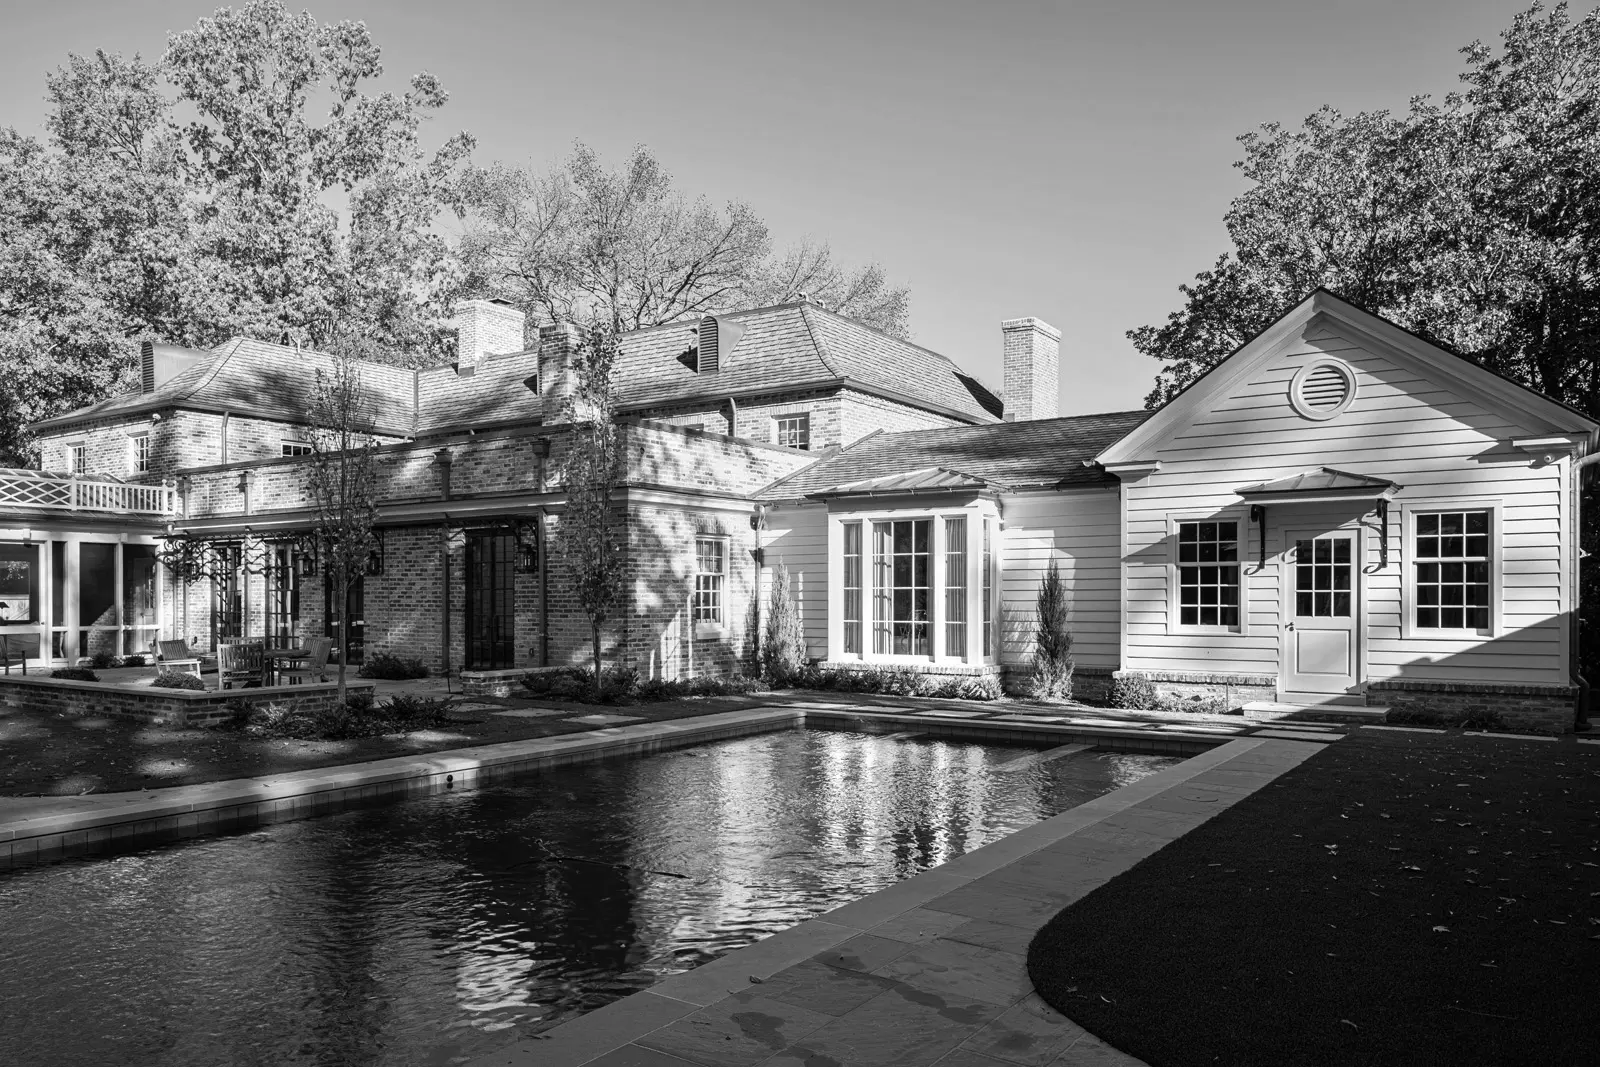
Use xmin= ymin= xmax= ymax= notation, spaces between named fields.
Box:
xmin=263 ymin=647 xmax=309 ymax=686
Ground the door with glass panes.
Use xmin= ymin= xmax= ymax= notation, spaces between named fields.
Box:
xmin=1281 ymin=529 xmax=1360 ymax=698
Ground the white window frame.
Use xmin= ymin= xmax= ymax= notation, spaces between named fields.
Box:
xmin=772 ymin=412 xmax=811 ymax=451
xmin=1399 ymin=499 xmax=1502 ymax=640
xmin=129 ymin=432 xmax=150 ymax=474
xmin=1165 ymin=510 xmax=1250 ymax=636
xmin=692 ymin=536 xmax=728 ymax=636
xmin=827 ymin=504 xmax=995 ymax=666
xmin=67 ymin=443 xmax=87 ymax=476
xmin=281 ymin=440 xmax=313 ymax=457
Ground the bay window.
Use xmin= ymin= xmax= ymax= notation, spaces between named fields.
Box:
xmin=838 ymin=510 xmax=997 ymax=663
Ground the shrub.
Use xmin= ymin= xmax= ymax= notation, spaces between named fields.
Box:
xmin=1027 ymin=559 xmax=1074 ymax=700
xmin=763 ymin=564 xmax=809 ymax=685
xmin=88 ymin=650 xmax=118 ymax=670
xmin=50 ymin=667 xmax=99 ymax=682
xmin=357 ymin=652 xmax=430 ymax=680
xmin=121 ymin=654 xmax=147 ymax=668
xmin=380 ymin=694 xmax=455 ymax=722
xmin=1110 ymin=673 xmax=1159 ymax=710
xmin=152 ymin=670 xmax=206 ymax=691
xmin=345 ymin=690 xmax=377 ymax=715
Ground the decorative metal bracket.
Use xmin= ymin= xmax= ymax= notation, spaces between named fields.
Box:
xmin=1249 ymin=504 xmax=1267 ymax=571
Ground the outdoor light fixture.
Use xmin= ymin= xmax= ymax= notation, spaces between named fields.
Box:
xmin=364 ymin=531 xmax=386 ymax=576
xmin=514 ymin=521 xmax=539 ymax=574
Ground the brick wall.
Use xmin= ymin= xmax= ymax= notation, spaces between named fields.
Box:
xmin=0 ymin=674 xmax=373 ymax=727
xmin=1368 ymin=679 xmax=1577 ymax=734
xmin=838 ymin=389 xmax=972 ymax=444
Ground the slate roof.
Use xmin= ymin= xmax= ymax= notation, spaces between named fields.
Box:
xmin=611 ymin=303 xmax=1003 ymax=421
xmin=761 ymin=410 xmax=1153 ymax=499
xmin=35 ymin=338 xmax=419 ymax=436
xmin=35 ymin=301 xmax=1006 ymax=437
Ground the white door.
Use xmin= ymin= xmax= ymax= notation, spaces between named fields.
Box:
xmin=1281 ymin=530 xmax=1360 ymax=701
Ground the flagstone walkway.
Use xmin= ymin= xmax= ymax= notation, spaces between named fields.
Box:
xmin=468 ymin=733 xmax=1335 ymax=1067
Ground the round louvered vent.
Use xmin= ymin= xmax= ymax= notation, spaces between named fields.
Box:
xmin=1290 ymin=359 xmax=1357 ymax=420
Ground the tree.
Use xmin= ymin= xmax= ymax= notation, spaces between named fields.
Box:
xmin=306 ymin=352 xmax=380 ymax=706
xmin=1028 ymin=558 xmax=1074 ymax=701
xmin=762 ymin=564 xmax=809 ymax=685
xmin=1132 ymin=2 xmax=1600 ymax=420
xmin=457 ymin=142 xmax=912 ymax=338
xmin=0 ymin=1 xmax=472 ymax=463
xmin=553 ymin=321 xmax=627 ymax=693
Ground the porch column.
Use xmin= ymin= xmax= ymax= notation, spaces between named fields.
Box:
xmin=64 ymin=538 xmax=80 ymax=663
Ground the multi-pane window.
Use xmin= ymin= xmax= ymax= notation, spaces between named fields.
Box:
xmin=872 ymin=519 xmax=930 ymax=655
xmin=693 ymin=538 xmax=726 ymax=624
xmin=842 ymin=522 xmax=863 ymax=654
xmin=1294 ymin=537 xmax=1352 ymax=617
xmin=68 ymin=444 xmax=87 ymax=475
xmin=130 ymin=433 xmax=150 ymax=474
xmin=1415 ymin=511 xmax=1490 ymax=630
xmin=982 ymin=520 xmax=994 ymax=658
xmin=282 ymin=441 xmax=313 ymax=457
xmin=774 ymin=413 xmax=811 ymax=450
xmin=213 ymin=544 xmax=243 ymax=643
xmin=944 ymin=517 xmax=967 ymax=658
xmin=1177 ymin=521 xmax=1240 ymax=627
xmin=264 ymin=544 xmax=299 ymax=647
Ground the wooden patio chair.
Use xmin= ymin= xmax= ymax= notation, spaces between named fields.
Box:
xmin=154 ymin=638 xmax=202 ymax=679
xmin=279 ymin=636 xmax=334 ymax=685
xmin=217 ymin=642 xmax=264 ymax=689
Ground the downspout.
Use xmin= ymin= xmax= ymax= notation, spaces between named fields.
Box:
xmin=435 ymin=448 xmax=454 ymax=678
xmin=752 ymin=504 xmax=768 ymax=673
xmin=538 ymin=508 xmax=550 ymax=667
xmin=726 ymin=396 xmax=738 ymax=437
xmin=1571 ymin=452 xmax=1600 ymax=729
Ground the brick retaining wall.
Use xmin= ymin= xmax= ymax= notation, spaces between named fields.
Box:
xmin=0 ymin=675 xmax=374 ymax=727
xmin=1367 ymin=678 xmax=1576 ymax=734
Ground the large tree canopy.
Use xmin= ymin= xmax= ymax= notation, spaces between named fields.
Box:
xmin=0 ymin=0 xmax=471 ymax=463
xmin=1133 ymin=2 xmax=1600 ymax=419
xmin=456 ymin=143 xmax=912 ymax=338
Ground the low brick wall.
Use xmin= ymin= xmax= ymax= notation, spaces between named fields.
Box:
xmin=1113 ymin=670 xmax=1277 ymax=711
xmin=0 ymin=674 xmax=375 ymax=727
xmin=462 ymin=667 xmax=544 ymax=698
xmin=997 ymin=664 xmax=1115 ymax=703
xmin=817 ymin=661 xmax=1003 ymax=678
xmin=1367 ymin=678 xmax=1576 ymax=734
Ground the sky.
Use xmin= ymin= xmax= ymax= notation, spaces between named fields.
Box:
xmin=0 ymin=0 xmax=1550 ymax=415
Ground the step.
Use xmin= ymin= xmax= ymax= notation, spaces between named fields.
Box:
xmin=1241 ymin=701 xmax=1388 ymax=725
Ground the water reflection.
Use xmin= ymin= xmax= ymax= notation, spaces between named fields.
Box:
xmin=0 ymin=730 xmax=1178 ymax=1067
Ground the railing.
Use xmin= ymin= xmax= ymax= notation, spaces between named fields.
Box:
xmin=0 ymin=469 xmax=175 ymax=516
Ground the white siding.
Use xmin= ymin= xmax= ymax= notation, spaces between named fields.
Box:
xmin=1124 ymin=321 xmax=1571 ymax=687
xmin=999 ymin=488 xmax=1122 ymax=670
xmin=761 ymin=502 xmax=829 ymax=657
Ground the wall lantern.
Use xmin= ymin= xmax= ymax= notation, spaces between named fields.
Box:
xmin=514 ymin=520 xmax=539 ymax=574
xmin=364 ymin=531 xmax=386 ymax=577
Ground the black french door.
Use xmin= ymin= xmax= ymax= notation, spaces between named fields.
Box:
xmin=465 ymin=532 xmax=515 ymax=670
xmin=324 ymin=572 xmax=365 ymax=666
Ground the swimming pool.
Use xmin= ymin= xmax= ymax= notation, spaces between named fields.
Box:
xmin=0 ymin=727 xmax=1179 ymax=1066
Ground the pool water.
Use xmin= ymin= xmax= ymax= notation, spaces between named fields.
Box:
xmin=0 ymin=728 xmax=1179 ymax=1067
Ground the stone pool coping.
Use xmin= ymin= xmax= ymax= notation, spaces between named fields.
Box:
xmin=465 ymin=733 xmax=1336 ymax=1067
xmin=0 ymin=704 xmax=1244 ymax=868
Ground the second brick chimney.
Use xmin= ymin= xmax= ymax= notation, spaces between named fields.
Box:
xmin=1001 ymin=317 xmax=1061 ymax=422
xmin=454 ymin=298 xmax=527 ymax=374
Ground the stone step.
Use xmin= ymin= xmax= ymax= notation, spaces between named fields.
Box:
xmin=1241 ymin=701 xmax=1388 ymax=725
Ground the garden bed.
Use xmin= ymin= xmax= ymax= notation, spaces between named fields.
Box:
xmin=1026 ymin=728 xmax=1600 ymax=1067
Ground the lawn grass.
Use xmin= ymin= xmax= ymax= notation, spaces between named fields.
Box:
xmin=1027 ymin=728 xmax=1600 ymax=1067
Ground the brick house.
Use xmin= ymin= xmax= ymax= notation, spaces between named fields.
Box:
xmin=3 ymin=290 xmax=1594 ymax=731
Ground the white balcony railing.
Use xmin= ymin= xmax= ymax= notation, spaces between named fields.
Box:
xmin=0 ymin=469 xmax=175 ymax=517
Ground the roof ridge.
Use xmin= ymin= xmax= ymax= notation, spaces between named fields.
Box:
xmin=798 ymin=304 xmax=844 ymax=378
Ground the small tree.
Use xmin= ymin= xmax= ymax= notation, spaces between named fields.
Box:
xmin=763 ymin=563 xmax=808 ymax=685
xmin=306 ymin=351 xmax=380 ymax=706
xmin=553 ymin=321 xmax=626 ymax=694
xmin=1028 ymin=558 xmax=1074 ymax=701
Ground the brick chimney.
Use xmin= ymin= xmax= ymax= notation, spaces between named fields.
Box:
xmin=454 ymin=298 xmax=527 ymax=375
xmin=1000 ymin=317 xmax=1061 ymax=422
xmin=538 ymin=322 xmax=580 ymax=421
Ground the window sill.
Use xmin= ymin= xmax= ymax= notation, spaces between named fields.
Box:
xmin=693 ymin=622 xmax=727 ymax=640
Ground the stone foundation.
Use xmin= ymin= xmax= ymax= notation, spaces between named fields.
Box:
xmin=0 ymin=674 xmax=373 ymax=727
xmin=1367 ymin=678 xmax=1577 ymax=735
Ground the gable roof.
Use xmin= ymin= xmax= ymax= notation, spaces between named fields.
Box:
xmin=761 ymin=410 xmax=1151 ymax=500
xmin=1097 ymin=289 xmax=1600 ymax=467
